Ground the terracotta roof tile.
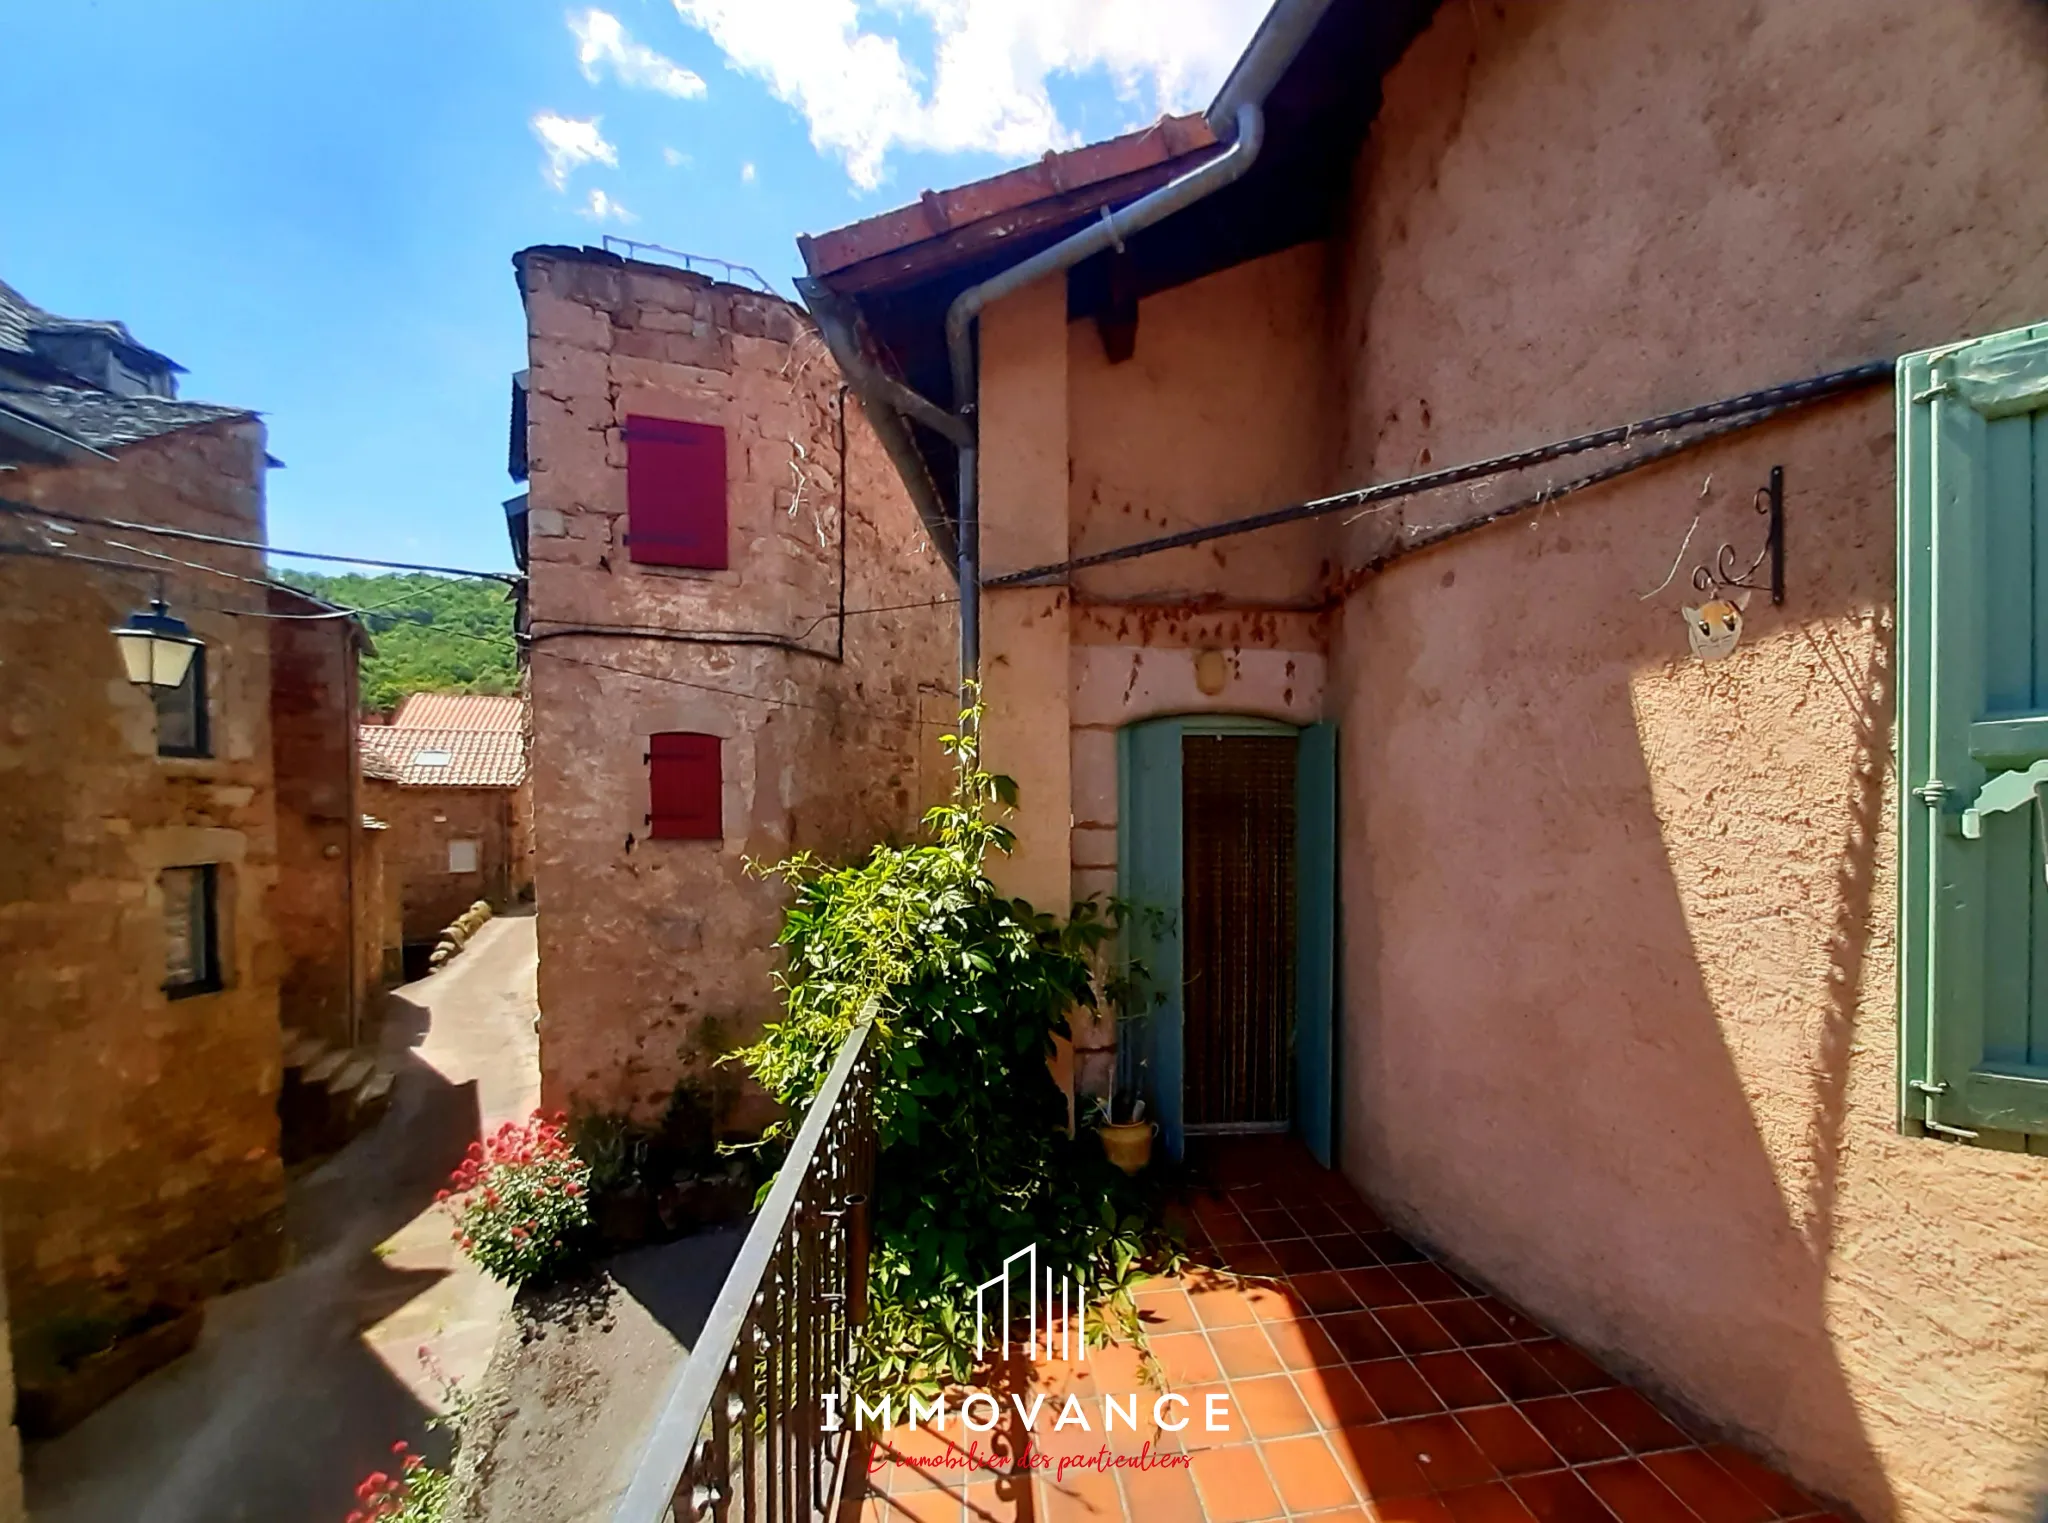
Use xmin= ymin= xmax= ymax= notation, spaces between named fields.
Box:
xmin=391 ymin=692 xmax=525 ymax=731
xmin=359 ymin=724 xmax=526 ymax=788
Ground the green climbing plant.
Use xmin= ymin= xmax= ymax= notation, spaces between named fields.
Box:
xmin=733 ymin=700 xmax=1175 ymax=1396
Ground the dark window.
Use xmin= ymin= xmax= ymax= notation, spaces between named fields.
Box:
xmin=154 ymin=645 xmax=209 ymax=757
xmin=624 ymin=415 xmax=727 ymax=569
xmin=162 ymin=864 xmax=221 ymax=998
xmin=648 ymin=732 xmax=721 ymax=840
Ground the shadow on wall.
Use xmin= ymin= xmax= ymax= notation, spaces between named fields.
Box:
xmin=1341 ymin=421 xmax=1908 ymax=1520
xmin=24 ymin=993 xmax=489 ymax=1523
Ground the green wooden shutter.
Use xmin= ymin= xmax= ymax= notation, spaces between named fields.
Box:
xmin=1901 ymin=319 xmax=2048 ymax=1140
xmin=1118 ymin=718 xmax=1186 ymax=1158
xmin=1295 ymin=722 xmax=1338 ymax=1167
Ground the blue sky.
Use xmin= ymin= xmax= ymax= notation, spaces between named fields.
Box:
xmin=0 ymin=0 xmax=1263 ymax=575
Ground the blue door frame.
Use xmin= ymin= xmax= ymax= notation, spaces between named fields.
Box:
xmin=1116 ymin=716 xmax=1339 ymax=1164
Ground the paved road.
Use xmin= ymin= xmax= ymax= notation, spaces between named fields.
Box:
xmin=25 ymin=912 xmax=541 ymax=1523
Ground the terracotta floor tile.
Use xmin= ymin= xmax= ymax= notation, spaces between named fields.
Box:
xmin=1297 ymin=1363 xmax=1383 ymax=1428
xmin=1316 ymin=1234 xmax=1380 ymax=1271
xmin=1431 ymin=1299 xmax=1515 ymax=1349
xmin=1215 ymin=1241 xmax=1284 ymax=1278
xmin=1382 ymin=1412 xmax=1499 ymax=1492
xmin=1467 ymin=1344 xmax=1565 ymax=1402
xmin=1291 ymin=1269 xmax=1363 ymax=1314
xmin=1373 ymin=1498 xmax=1458 ymax=1523
xmin=1266 ymin=1314 xmax=1345 ymax=1371
xmin=1190 ymin=1283 xmax=1264 ymax=1330
xmin=1263 ymin=1433 xmax=1362 ymax=1514
xmin=1509 ymin=1469 xmax=1620 ymax=1523
xmin=1578 ymin=1459 xmax=1696 ymax=1523
xmin=1034 ymin=1458 xmax=1123 ymax=1523
xmin=1413 ymin=1350 xmax=1507 ymax=1410
xmin=1291 ymin=1510 xmax=1374 ymax=1523
xmin=1343 ymin=1265 xmax=1418 ymax=1307
xmin=1524 ymin=1340 xmax=1615 ymax=1396
xmin=1441 ymin=1480 xmax=1543 ymax=1523
xmin=1272 ymin=1237 xmax=1335 ymax=1275
xmin=1703 ymin=1446 xmax=1822 ymax=1518
xmin=1391 ymin=1262 xmax=1471 ymax=1303
xmin=1134 ymin=1288 xmax=1202 ymax=1336
xmin=1242 ymin=1281 xmax=1299 ymax=1322
xmin=1199 ymin=1217 xmax=1260 ymax=1250
xmin=1362 ymin=1231 xmax=1430 ymax=1265
xmin=1455 ymin=1405 xmax=1563 ymax=1478
xmin=1575 ymin=1389 xmax=1689 ymax=1454
xmin=1233 ymin=1372 xmax=1318 ymax=1439
xmin=1245 ymin=1207 xmax=1300 ymax=1240
xmin=1189 ymin=1445 xmax=1283 ymax=1523
xmin=1640 ymin=1449 xmax=1775 ymax=1523
xmin=1121 ymin=1459 xmax=1206 ymax=1523
xmin=1083 ymin=1341 xmax=1147 ymax=1396
xmin=885 ymin=1489 xmax=967 ymax=1523
xmin=1331 ymin=1422 xmax=1432 ymax=1500
xmin=1377 ymin=1304 xmax=1461 ymax=1357
xmin=1324 ymin=1309 xmax=1403 ymax=1363
xmin=1478 ymin=1300 xmax=1547 ymax=1342
xmin=1175 ymin=1384 xmax=1247 ymax=1450
xmin=1210 ymin=1323 xmax=1284 ymax=1379
xmin=1517 ymin=1397 xmax=1629 ymax=1466
xmin=1150 ymin=1331 xmax=1222 ymax=1389
xmin=1355 ymin=1357 xmax=1446 ymax=1419
xmin=1292 ymin=1203 xmax=1350 ymax=1237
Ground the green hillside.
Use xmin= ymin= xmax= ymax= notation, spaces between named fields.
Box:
xmin=275 ymin=570 xmax=519 ymax=714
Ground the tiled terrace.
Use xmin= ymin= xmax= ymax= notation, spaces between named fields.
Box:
xmin=857 ymin=1138 xmax=1847 ymax=1523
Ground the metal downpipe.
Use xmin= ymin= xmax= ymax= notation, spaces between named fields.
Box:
xmin=945 ymin=100 xmax=1266 ymax=688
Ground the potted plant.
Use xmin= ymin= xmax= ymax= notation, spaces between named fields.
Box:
xmin=1091 ymin=1086 xmax=1155 ymax=1175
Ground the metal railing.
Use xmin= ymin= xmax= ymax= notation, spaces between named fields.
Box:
xmin=615 ymin=1023 xmax=876 ymax=1523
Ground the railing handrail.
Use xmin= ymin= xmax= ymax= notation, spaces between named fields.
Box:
xmin=613 ymin=1021 xmax=875 ymax=1523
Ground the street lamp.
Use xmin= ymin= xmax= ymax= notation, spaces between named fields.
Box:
xmin=111 ymin=596 xmax=202 ymax=688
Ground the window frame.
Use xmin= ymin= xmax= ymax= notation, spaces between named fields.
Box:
xmin=162 ymin=863 xmax=222 ymax=1000
xmin=153 ymin=643 xmax=210 ymax=759
xmin=447 ymin=838 xmax=481 ymax=875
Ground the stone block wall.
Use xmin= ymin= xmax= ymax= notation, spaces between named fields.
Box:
xmin=362 ymin=780 xmax=516 ymax=944
xmin=268 ymin=597 xmax=366 ymax=1047
xmin=516 ymin=246 xmax=955 ymax=1126
xmin=0 ymin=419 xmax=287 ymax=1370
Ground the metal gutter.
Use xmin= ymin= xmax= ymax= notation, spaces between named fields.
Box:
xmin=0 ymin=400 xmax=115 ymax=464
xmin=1208 ymin=0 xmax=1340 ymax=131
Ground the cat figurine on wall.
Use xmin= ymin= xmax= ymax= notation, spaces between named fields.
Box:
xmin=1682 ymin=590 xmax=1750 ymax=661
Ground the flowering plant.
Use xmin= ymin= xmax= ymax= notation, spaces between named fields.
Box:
xmin=346 ymin=1442 xmax=449 ymax=1523
xmin=439 ymin=1111 xmax=592 ymax=1286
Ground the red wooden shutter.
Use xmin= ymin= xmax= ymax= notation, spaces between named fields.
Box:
xmin=624 ymin=416 xmax=727 ymax=569
xmin=648 ymin=732 xmax=721 ymax=840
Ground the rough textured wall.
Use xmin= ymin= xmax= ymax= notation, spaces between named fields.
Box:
xmin=1332 ymin=3 xmax=2048 ymax=1519
xmin=0 ymin=421 xmax=286 ymax=1364
xmin=1067 ymin=244 xmax=1339 ymax=606
xmin=518 ymin=249 xmax=954 ymax=1124
xmin=0 ymin=1217 xmax=20 ymax=1523
xmin=363 ymin=781 xmax=513 ymax=943
xmin=268 ymin=604 xmax=363 ymax=1046
xmin=358 ymin=818 xmax=400 ymax=992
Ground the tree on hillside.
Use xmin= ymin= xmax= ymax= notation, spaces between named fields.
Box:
xmin=275 ymin=569 xmax=519 ymax=714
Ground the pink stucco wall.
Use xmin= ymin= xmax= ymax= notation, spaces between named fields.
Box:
xmin=1331 ymin=3 xmax=2048 ymax=1519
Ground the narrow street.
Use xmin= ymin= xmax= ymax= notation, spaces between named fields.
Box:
xmin=23 ymin=913 xmax=541 ymax=1523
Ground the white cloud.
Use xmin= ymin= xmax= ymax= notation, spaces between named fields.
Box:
xmin=740 ymin=160 xmax=757 ymax=183
xmin=662 ymin=145 xmax=691 ymax=167
xmin=671 ymin=0 xmax=1267 ymax=190
xmin=577 ymin=187 xmax=638 ymax=222
xmin=531 ymin=111 xmax=618 ymax=189
xmin=569 ymin=9 xmax=706 ymax=98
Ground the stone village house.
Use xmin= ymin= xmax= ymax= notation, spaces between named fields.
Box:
xmin=360 ymin=690 xmax=531 ymax=967
xmin=796 ymin=1 xmax=2048 ymax=1518
xmin=0 ymin=279 xmax=395 ymax=1445
xmin=507 ymin=245 xmax=955 ymax=1129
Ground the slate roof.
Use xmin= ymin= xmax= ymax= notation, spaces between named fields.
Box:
xmin=0 ymin=385 xmax=251 ymax=451
xmin=391 ymin=692 xmax=525 ymax=731
xmin=359 ymin=724 xmax=527 ymax=788
xmin=0 ymin=278 xmax=181 ymax=371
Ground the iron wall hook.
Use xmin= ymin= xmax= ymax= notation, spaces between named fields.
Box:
xmin=1691 ymin=465 xmax=1785 ymax=606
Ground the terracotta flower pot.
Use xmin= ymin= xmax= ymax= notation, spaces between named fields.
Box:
xmin=1097 ymin=1120 xmax=1156 ymax=1175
